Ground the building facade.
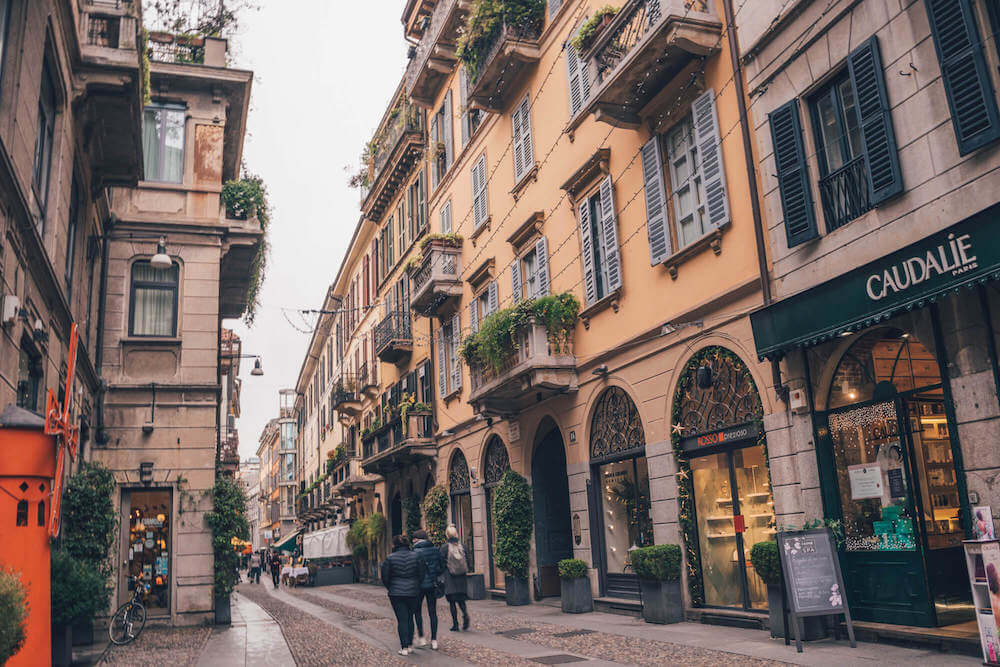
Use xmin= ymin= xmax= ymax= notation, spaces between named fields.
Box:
xmin=744 ymin=0 xmax=1000 ymax=629
xmin=256 ymin=391 xmax=300 ymax=550
xmin=237 ymin=457 xmax=261 ymax=549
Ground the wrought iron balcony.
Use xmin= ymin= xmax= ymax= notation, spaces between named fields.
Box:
xmin=573 ymin=0 xmax=721 ymax=130
xmin=362 ymin=100 xmax=425 ymax=222
xmin=375 ymin=311 xmax=413 ymax=364
xmin=358 ymin=362 xmax=379 ymax=398
xmin=409 ymin=240 xmax=463 ymax=316
xmin=405 ymin=0 xmax=472 ymax=107
xmin=818 ymin=156 xmax=872 ymax=232
xmin=468 ymin=319 xmax=578 ymax=415
xmin=466 ymin=18 xmax=543 ymax=113
xmin=331 ymin=375 xmax=363 ymax=418
xmin=361 ymin=411 xmax=435 ymax=475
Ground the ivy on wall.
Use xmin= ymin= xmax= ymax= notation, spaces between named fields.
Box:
xmin=421 ymin=485 xmax=449 ymax=545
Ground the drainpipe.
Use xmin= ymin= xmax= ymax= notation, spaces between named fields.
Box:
xmin=722 ymin=0 xmax=788 ymax=403
xmin=94 ymin=223 xmax=111 ymax=446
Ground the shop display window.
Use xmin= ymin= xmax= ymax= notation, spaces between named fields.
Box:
xmin=598 ymin=457 xmax=653 ymax=574
xmin=127 ymin=490 xmax=171 ymax=612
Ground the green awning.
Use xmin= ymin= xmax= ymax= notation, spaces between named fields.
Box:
xmin=751 ymin=203 xmax=1000 ymax=360
xmin=272 ymin=530 xmax=300 ymax=552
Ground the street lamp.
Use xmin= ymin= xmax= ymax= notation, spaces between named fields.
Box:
xmin=150 ymin=236 xmax=172 ymax=269
xmin=222 ymin=353 xmax=265 ymax=377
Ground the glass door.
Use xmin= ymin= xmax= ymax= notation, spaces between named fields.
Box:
xmin=125 ymin=490 xmax=171 ymax=615
xmin=733 ymin=444 xmax=774 ymax=610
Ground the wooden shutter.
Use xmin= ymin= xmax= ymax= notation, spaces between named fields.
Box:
xmin=511 ymin=257 xmax=522 ymax=300
xmin=437 ymin=328 xmax=447 ymax=397
xmin=512 ymin=99 xmax=526 ymax=181
xmin=460 ymin=68 xmax=471 ymax=146
xmin=535 ymin=236 xmax=549 ymax=297
xmin=847 ymin=36 xmax=902 ymax=204
xmin=566 ymin=37 xmax=591 ymax=117
xmin=548 ymin=0 xmax=562 ymax=18
xmin=924 ymin=0 xmax=1000 ymax=155
xmin=513 ymin=95 xmax=534 ymax=182
xmin=449 ymin=313 xmax=462 ymax=392
xmin=577 ymin=198 xmax=597 ymax=305
xmin=430 ymin=109 xmax=440 ymax=189
xmin=443 ymin=89 xmax=454 ymax=169
xmin=469 ymin=300 xmax=479 ymax=334
xmin=472 ymin=154 xmax=488 ymax=228
xmin=598 ymin=175 xmax=622 ymax=293
xmin=640 ymin=136 xmax=671 ymax=265
xmin=768 ymin=99 xmax=818 ymax=247
xmin=418 ymin=169 xmax=427 ymax=233
xmin=691 ymin=89 xmax=730 ymax=230
xmin=441 ymin=199 xmax=452 ymax=233
xmin=487 ymin=280 xmax=499 ymax=314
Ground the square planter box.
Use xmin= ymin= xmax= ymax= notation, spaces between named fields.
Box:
xmin=638 ymin=579 xmax=683 ymax=624
xmin=313 ymin=566 xmax=354 ymax=586
xmin=560 ymin=577 xmax=593 ymax=613
xmin=467 ymin=573 xmax=486 ymax=600
xmin=505 ymin=576 xmax=531 ymax=606
xmin=215 ymin=595 xmax=232 ymax=625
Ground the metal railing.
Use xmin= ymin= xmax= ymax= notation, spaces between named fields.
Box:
xmin=86 ymin=15 xmax=120 ymax=47
xmin=149 ymin=40 xmax=204 ymax=64
xmin=362 ymin=412 xmax=434 ymax=460
xmin=818 ymin=156 xmax=872 ymax=232
xmin=372 ymin=101 xmax=423 ymax=184
xmin=331 ymin=374 xmax=360 ymax=408
xmin=411 ymin=246 xmax=459 ymax=293
xmin=469 ymin=320 xmax=574 ymax=392
xmin=470 ymin=19 xmax=544 ymax=85
xmin=405 ymin=0 xmax=457 ymax=94
xmin=374 ymin=310 xmax=412 ymax=352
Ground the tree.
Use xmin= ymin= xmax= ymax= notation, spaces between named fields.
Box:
xmin=205 ymin=475 xmax=249 ymax=597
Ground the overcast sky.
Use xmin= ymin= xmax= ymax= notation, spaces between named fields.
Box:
xmin=225 ymin=2 xmax=408 ymax=460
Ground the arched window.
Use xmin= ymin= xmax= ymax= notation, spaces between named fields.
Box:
xmin=449 ymin=450 xmax=470 ymax=494
xmin=16 ymin=500 xmax=27 ymax=527
xmin=590 ymin=386 xmax=645 ymax=460
xmin=674 ymin=346 xmax=763 ymax=435
xmin=483 ymin=436 xmax=510 ymax=488
xmin=449 ymin=450 xmax=474 ymax=571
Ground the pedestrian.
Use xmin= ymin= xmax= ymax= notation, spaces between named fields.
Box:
xmin=411 ymin=529 xmax=444 ymax=650
xmin=249 ymin=551 xmax=261 ymax=584
xmin=381 ymin=534 xmax=426 ymax=656
xmin=440 ymin=524 xmax=470 ymax=632
xmin=270 ymin=551 xmax=281 ymax=589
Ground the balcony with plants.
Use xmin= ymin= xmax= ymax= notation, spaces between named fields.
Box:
xmin=375 ymin=310 xmax=413 ymax=364
xmin=360 ymin=395 xmax=435 ymax=476
xmin=461 ymin=292 xmax=580 ymax=415
xmin=405 ymin=0 xmax=473 ymax=107
xmin=458 ymin=0 xmax=545 ymax=113
xmin=358 ymin=97 xmax=425 ymax=222
xmin=358 ymin=361 xmax=379 ymax=398
xmin=569 ymin=0 xmax=721 ymax=130
xmin=408 ymin=233 xmax=464 ymax=317
xmin=331 ymin=374 xmax=363 ymax=420
xmin=220 ymin=176 xmax=268 ymax=322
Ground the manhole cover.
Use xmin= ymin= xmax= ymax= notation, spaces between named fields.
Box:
xmin=496 ymin=627 xmax=535 ymax=638
xmin=552 ymin=629 xmax=594 ymax=637
xmin=531 ymin=655 xmax=587 ymax=664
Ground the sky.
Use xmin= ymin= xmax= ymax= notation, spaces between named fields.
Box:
xmin=224 ymin=2 xmax=408 ymax=460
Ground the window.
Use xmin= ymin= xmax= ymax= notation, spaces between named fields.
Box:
xmin=566 ymin=24 xmax=592 ymax=117
xmin=512 ymin=94 xmax=534 ymax=182
xmin=441 ymin=199 xmax=453 ymax=233
xmin=512 ymin=237 xmax=549 ymax=300
xmin=408 ymin=171 xmax=427 ymax=239
xmin=34 ymin=62 xmax=57 ymax=210
xmin=437 ymin=313 xmax=462 ymax=396
xmin=284 ymin=453 xmax=295 ymax=481
xmin=577 ymin=176 xmax=621 ymax=305
xmin=142 ymin=104 xmax=185 ymax=183
xmin=0 ymin=0 xmax=11 ymax=88
xmin=469 ymin=281 xmax=498 ymax=333
xmin=472 ymin=154 xmax=488 ymax=229
xmin=431 ymin=91 xmax=454 ymax=187
xmin=460 ymin=68 xmax=483 ymax=146
xmin=664 ymin=117 xmax=707 ymax=248
xmin=16 ymin=338 xmax=42 ymax=412
xmin=65 ymin=181 xmax=80 ymax=300
xmin=130 ymin=261 xmax=179 ymax=336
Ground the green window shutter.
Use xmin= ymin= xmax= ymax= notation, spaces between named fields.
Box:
xmin=487 ymin=280 xmax=498 ymax=314
xmin=640 ymin=136 xmax=671 ymax=265
xmin=924 ymin=0 xmax=1000 ymax=155
xmin=430 ymin=110 xmax=439 ymax=189
xmin=577 ymin=198 xmax=597 ymax=305
xmin=469 ymin=300 xmax=478 ymax=334
xmin=847 ymin=36 xmax=902 ymax=204
xmin=768 ymin=99 xmax=817 ymax=248
xmin=449 ymin=313 xmax=462 ymax=392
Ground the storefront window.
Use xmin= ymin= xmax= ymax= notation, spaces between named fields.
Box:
xmin=449 ymin=450 xmax=474 ymax=571
xmin=598 ymin=457 xmax=653 ymax=574
xmin=127 ymin=490 xmax=171 ymax=613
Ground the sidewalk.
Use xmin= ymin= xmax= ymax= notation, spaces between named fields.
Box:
xmin=194 ymin=593 xmax=294 ymax=667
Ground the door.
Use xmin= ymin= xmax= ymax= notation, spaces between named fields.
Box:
xmin=819 ymin=399 xmax=936 ymax=626
xmin=485 ymin=488 xmax=504 ymax=590
xmin=122 ymin=489 xmax=172 ymax=615
xmin=390 ymin=493 xmax=402 ymax=538
xmin=531 ymin=430 xmax=573 ymax=597
xmin=451 ymin=492 xmax=474 ymax=571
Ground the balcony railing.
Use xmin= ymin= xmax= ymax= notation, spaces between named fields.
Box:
xmin=361 ymin=412 xmax=435 ymax=474
xmin=362 ymin=99 xmax=425 ymax=221
xmin=410 ymin=242 xmax=462 ymax=316
xmin=466 ymin=18 xmax=543 ymax=112
xmin=148 ymin=33 xmax=205 ymax=64
xmin=372 ymin=101 xmax=423 ymax=182
xmin=468 ymin=319 xmax=578 ymax=414
xmin=818 ymin=156 xmax=872 ymax=232
xmin=405 ymin=0 xmax=469 ymax=107
xmin=375 ymin=311 xmax=413 ymax=364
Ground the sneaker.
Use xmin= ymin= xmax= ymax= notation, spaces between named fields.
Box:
xmin=397 ymin=648 xmax=410 ymax=656
xmin=431 ymin=640 xmax=438 ymax=650
xmin=414 ymin=636 xmax=427 ymax=648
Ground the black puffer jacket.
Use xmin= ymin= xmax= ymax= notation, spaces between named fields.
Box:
xmin=413 ymin=539 xmax=444 ymax=590
xmin=381 ymin=545 xmax=426 ymax=598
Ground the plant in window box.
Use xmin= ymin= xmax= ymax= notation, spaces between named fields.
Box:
xmin=419 ymin=232 xmax=463 ymax=253
xmin=630 ymin=544 xmax=683 ymax=624
xmin=570 ymin=5 xmax=617 ymax=53
xmin=494 ymin=469 xmax=533 ymax=605
xmin=457 ymin=0 xmax=546 ymax=81
xmin=557 ymin=558 xmax=593 ymax=613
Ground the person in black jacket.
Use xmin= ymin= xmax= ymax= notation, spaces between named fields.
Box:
xmin=411 ymin=529 xmax=445 ymax=650
xmin=381 ymin=534 xmax=426 ymax=655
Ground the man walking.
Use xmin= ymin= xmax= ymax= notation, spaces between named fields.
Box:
xmin=249 ymin=551 xmax=261 ymax=584
xmin=270 ymin=551 xmax=282 ymax=589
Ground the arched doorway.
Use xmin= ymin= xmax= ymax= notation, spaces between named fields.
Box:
xmin=390 ymin=492 xmax=403 ymax=538
xmin=672 ymin=346 xmax=768 ymax=611
xmin=589 ymin=387 xmax=653 ymax=599
xmin=532 ymin=422 xmax=573 ymax=598
xmin=817 ymin=327 xmax=971 ymax=627
xmin=449 ymin=450 xmax=474 ymax=571
xmin=482 ymin=436 xmax=510 ymax=590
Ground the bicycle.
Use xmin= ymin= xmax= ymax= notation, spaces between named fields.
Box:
xmin=108 ymin=576 xmax=148 ymax=645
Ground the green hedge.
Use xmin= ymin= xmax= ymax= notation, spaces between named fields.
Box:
xmin=631 ymin=545 xmax=681 ymax=582
xmin=0 ymin=568 xmax=27 ymax=663
xmin=457 ymin=0 xmax=545 ymax=80
xmin=557 ymin=558 xmax=587 ymax=580
xmin=50 ymin=548 xmax=112 ymax=627
xmin=422 ymin=485 xmax=449 ymax=545
xmin=749 ymin=541 xmax=782 ymax=586
xmin=205 ymin=475 xmax=249 ymax=597
xmin=493 ymin=469 xmax=533 ymax=578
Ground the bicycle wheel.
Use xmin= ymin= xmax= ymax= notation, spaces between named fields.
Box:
xmin=108 ymin=601 xmax=146 ymax=645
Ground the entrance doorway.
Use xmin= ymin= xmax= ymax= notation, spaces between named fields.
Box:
xmin=449 ymin=450 xmax=474 ymax=571
xmin=818 ymin=327 xmax=972 ymax=627
xmin=531 ymin=424 xmax=573 ymax=598
xmin=390 ymin=492 xmax=402 ymax=538
xmin=121 ymin=489 xmax=171 ymax=615
xmin=482 ymin=436 xmax=510 ymax=590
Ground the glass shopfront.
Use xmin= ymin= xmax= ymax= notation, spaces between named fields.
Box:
xmin=124 ymin=489 xmax=171 ymax=614
xmin=449 ymin=450 xmax=474 ymax=571
xmin=483 ymin=436 xmax=510 ymax=590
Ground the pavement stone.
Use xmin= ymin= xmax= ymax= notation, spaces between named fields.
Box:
xmin=195 ymin=593 xmax=294 ymax=667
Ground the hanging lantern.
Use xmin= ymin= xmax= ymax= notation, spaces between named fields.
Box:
xmin=696 ymin=364 xmax=714 ymax=389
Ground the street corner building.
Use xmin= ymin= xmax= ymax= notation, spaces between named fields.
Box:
xmin=0 ymin=0 xmax=260 ymax=628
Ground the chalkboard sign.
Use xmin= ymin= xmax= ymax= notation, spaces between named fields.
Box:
xmin=776 ymin=528 xmax=856 ymax=653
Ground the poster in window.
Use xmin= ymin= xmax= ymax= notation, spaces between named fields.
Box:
xmin=848 ymin=464 xmax=882 ymax=499
xmin=975 ymin=506 xmax=996 ymax=541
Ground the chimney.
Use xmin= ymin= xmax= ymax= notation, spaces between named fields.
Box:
xmin=204 ymin=36 xmax=228 ymax=67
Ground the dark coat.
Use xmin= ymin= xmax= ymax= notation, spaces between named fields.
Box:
xmin=439 ymin=539 xmax=468 ymax=599
xmin=381 ymin=545 xmax=425 ymax=598
xmin=413 ymin=539 xmax=444 ymax=591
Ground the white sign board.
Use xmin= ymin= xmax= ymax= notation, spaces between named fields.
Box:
xmin=848 ymin=464 xmax=882 ymax=499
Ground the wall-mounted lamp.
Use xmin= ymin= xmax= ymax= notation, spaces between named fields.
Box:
xmin=251 ymin=358 xmax=264 ymax=376
xmin=150 ymin=236 xmax=172 ymax=269
xmin=469 ymin=466 xmax=479 ymax=485
xmin=592 ymin=364 xmax=609 ymax=376
xmin=696 ymin=365 xmax=714 ymax=389
xmin=139 ymin=461 xmax=154 ymax=485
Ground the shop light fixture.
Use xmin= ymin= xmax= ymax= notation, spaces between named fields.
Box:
xmin=140 ymin=461 xmax=154 ymax=485
xmin=150 ymin=236 xmax=172 ymax=269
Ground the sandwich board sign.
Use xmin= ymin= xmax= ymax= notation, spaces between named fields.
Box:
xmin=776 ymin=528 xmax=856 ymax=652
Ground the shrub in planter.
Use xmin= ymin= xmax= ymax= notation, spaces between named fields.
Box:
xmin=0 ymin=567 xmax=28 ymax=664
xmin=205 ymin=475 xmax=249 ymax=624
xmin=557 ymin=559 xmax=592 ymax=614
xmin=494 ymin=469 xmax=533 ymax=606
xmin=51 ymin=547 xmax=111 ymax=660
xmin=631 ymin=545 xmax=683 ymax=624
xmin=403 ymin=495 xmax=422 ymax=538
xmin=422 ymin=485 xmax=449 ymax=545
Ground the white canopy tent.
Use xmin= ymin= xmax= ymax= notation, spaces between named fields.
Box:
xmin=302 ymin=524 xmax=351 ymax=560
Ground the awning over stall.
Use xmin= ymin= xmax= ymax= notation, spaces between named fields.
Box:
xmin=751 ymin=203 xmax=1000 ymax=360
xmin=272 ymin=529 xmax=301 ymax=552
xmin=302 ymin=525 xmax=351 ymax=560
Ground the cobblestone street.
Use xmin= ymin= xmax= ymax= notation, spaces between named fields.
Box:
xmin=97 ymin=582 xmax=980 ymax=666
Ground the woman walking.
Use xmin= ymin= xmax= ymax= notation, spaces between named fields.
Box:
xmin=440 ymin=525 xmax=470 ymax=631
xmin=411 ymin=529 xmax=444 ymax=650
xmin=381 ymin=534 xmax=426 ymax=656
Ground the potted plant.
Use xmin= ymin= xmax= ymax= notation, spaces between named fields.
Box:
xmin=570 ymin=5 xmax=617 ymax=53
xmin=631 ymin=544 xmax=683 ymax=624
xmin=205 ymin=475 xmax=249 ymax=625
xmin=50 ymin=549 xmax=111 ymax=666
xmin=557 ymin=558 xmax=592 ymax=613
xmin=0 ymin=567 xmax=28 ymax=664
xmin=494 ymin=469 xmax=534 ymax=606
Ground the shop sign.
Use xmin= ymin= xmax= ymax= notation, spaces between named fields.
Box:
xmin=678 ymin=421 xmax=761 ymax=452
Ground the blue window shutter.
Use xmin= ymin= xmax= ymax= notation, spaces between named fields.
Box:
xmin=847 ymin=36 xmax=902 ymax=204
xmin=641 ymin=136 xmax=671 ymax=265
xmin=598 ymin=175 xmax=622 ymax=293
xmin=534 ymin=236 xmax=549 ymax=297
xmin=577 ymin=198 xmax=597 ymax=305
xmin=924 ymin=0 xmax=1000 ymax=155
xmin=768 ymin=99 xmax=818 ymax=248
xmin=511 ymin=257 xmax=522 ymax=300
